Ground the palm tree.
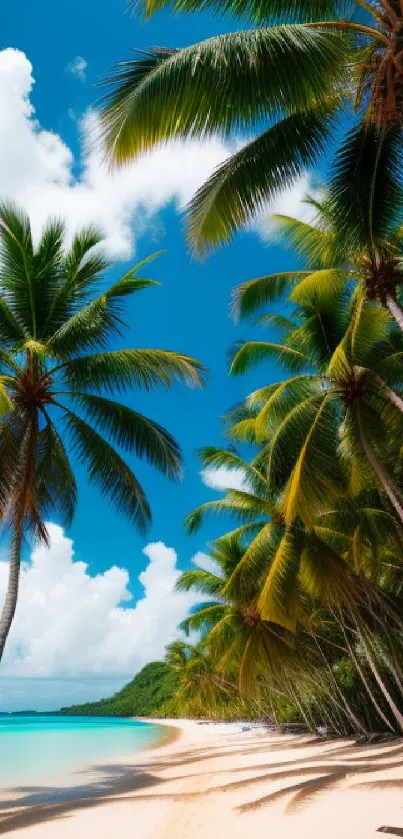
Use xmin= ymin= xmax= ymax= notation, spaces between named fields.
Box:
xmin=230 ymin=281 xmax=403 ymax=528
xmin=0 ymin=202 xmax=205 ymax=662
xmin=177 ymin=530 xmax=293 ymax=696
xmin=183 ymin=449 xmax=403 ymax=731
xmin=164 ymin=638 xmax=241 ymax=717
xmin=185 ymin=447 xmax=400 ymax=628
xmin=100 ymin=1 xmax=403 ymax=255
xmin=233 ymin=125 xmax=403 ymax=331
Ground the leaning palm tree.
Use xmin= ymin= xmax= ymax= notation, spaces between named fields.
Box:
xmin=184 ymin=449 xmax=403 ymax=730
xmin=231 ymin=283 xmax=403 ymax=528
xmin=101 ymin=1 xmax=403 ymax=255
xmin=0 ymin=202 xmax=205 ymax=661
xmin=185 ymin=447 xmax=403 ymax=629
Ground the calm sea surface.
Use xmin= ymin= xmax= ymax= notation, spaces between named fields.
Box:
xmin=0 ymin=715 xmax=163 ymax=788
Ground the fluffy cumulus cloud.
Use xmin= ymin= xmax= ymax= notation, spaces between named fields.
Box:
xmin=200 ymin=465 xmax=248 ymax=492
xmin=66 ymin=55 xmax=88 ymax=81
xmin=0 ymin=525 xmax=203 ymax=709
xmin=0 ymin=48 xmax=317 ymax=262
xmin=0 ymin=48 xmax=232 ymax=260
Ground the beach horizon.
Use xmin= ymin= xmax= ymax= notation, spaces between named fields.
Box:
xmin=0 ymin=718 xmax=403 ymax=837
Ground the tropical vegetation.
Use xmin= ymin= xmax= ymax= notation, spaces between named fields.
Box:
xmin=61 ymin=661 xmax=181 ymax=717
xmin=4 ymin=0 xmax=403 ymax=740
xmin=115 ymin=130 xmax=403 ymax=735
xmin=0 ymin=203 xmax=204 ymax=662
xmin=101 ymin=0 xmax=403 ymax=255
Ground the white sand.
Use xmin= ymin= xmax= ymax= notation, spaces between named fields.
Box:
xmin=0 ymin=718 xmax=403 ymax=837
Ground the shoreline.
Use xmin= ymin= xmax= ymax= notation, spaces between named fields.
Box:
xmin=140 ymin=720 xmax=182 ymax=751
xmin=0 ymin=718 xmax=403 ymax=837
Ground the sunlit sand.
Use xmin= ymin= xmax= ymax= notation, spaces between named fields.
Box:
xmin=0 ymin=719 xmax=403 ymax=837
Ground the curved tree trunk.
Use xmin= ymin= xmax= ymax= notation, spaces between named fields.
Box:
xmin=0 ymin=523 xmax=23 ymax=662
xmin=0 ymin=413 xmax=40 ymax=664
xmin=355 ymin=407 xmax=403 ymax=526
xmin=380 ymin=382 xmax=403 ymax=414
xmin=386 ymin=293 xmax=403 ymax=332
xmin=359 ymin=630 xmax=403 ymax=733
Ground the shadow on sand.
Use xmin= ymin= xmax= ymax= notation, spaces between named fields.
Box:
xmin=1 ymin=734 xmax=403 ymax=834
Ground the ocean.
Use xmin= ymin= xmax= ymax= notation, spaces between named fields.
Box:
xmin=0 ymin=715 xmax=163 ymax=788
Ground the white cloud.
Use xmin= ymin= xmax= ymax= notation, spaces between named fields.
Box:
xmin=200 ymin=465 xmax=248 ymax=492
xmin=0 ymin=525 xmax=203 ymax=709
xmin=66 ymin=56 xmax=88 ymax=82
xmin=0 ymin=48 xmax=318 ymax=263
xmin=0 ymin=48 xmax=231 ymax=260
xmin=256 ymin=173 xmax=321 ymax=241
xmin=192 ymin=550 xmax=222 ymax=577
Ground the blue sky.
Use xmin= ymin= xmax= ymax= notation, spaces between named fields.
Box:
xmin=0 ymin=0 xmax=310 ymax=708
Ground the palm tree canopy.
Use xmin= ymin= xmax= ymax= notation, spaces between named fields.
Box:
xmin=232 ymin=124 xmax=403 ymax=333
xmin=101 ymin=1 xmax=403 ymax=254
xmin=0 ymin=202 xmax=205 ymax=538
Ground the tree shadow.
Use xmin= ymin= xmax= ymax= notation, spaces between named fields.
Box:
xmin=0 ymin=734 xmax=402 ymax=833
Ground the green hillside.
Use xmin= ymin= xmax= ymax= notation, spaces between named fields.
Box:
xmin=60 ymin=661 xmax=179 ymax=717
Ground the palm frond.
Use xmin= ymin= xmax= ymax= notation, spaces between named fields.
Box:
xmin=70 ymin=393 xmax=182 ymax=478
xmin=258 ymin=528 xmax=302 ymax=632
xmin=328 ymin=123 xmax=403 ymax=250
xmin=101 ymin=28 xmax=345 ymax=161
xmin=230 ymin=341 xmax=308 ymax=376
xmin=232 ymin=271 xmax=309 ymax=320
xmin=60 ymin=349 xmax=206 ymax=393
xmin=62 ymin=408 xmax=151 ymax=531
xmin=289 ymin=268 xmax=351 ymax=306
xmin=49 ymin=253 xmax=161 ymax=355
xmin=36 ymin=414 xmax=77 ymax=527
xmin=187 ymin=111 xmax=335 ymax=254
xmin=133 ymin=0 xmax=339 ymax=24
xmin=180 ymin=604 xmax=227 ymax=635
xmin=271 ymin=213 xmax=339 ymax=267
xmin=175 ymin=569 xmax=224 ymax=596
xmin=184 ymin=489 xmax=270 ymax=533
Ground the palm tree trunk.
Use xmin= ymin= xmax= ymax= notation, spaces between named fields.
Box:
xmin=0 ymin=523 xmax=23 ymax=662
xmin=344 ymin=631 xmax=395 ymax=732
xmin=312 ymin=632 xmax=367 ymax=735
xmin=0 ymin=414 xmax=41 ymax=664
xmin=355 ymin=407 xmax=403 ymax=526
xmin=359 ymin=630 xmax=403 ymax=733
xmin=383 ymin=385 xmax=403 ymax=414
xmin=336 ymin=609 xmax=395 ymax=732
xmin=385 ymin=294 xmax=403 ymax=332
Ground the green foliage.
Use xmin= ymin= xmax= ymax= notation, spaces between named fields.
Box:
xmin=60 ymin=662 xmax=180 ymax=717
xmin=101 ymin=0 xmax=403 ymax=254
xmin=0 ymin=202 xmax=205 ymax=661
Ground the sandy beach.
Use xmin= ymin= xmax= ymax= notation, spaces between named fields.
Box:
xmin=0 ymin=719 xmax=403 ymax=837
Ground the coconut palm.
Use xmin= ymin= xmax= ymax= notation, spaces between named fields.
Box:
xmin=0 ymin=202 xmax=205 ymax=662
xmin=230 ymin=281 xmax=403 ymax=529
xmin=101 ymin=1 xmax=403 ymax=255
xmin=185 ymin=447 xmax=402 ymax=628
xmin=233 ymin=125 xmax=403 ymax=331
xmin=177 ymin=530 xmax=294 ymax=695
xmin=164 ymin=638 xmax=241 ymax=717
xmin=183 ymin=448 xmax=403 ymax=730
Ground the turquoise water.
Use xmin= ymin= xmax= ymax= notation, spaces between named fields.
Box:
xmin=0 ymin=715 xmax=163 ymax=788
